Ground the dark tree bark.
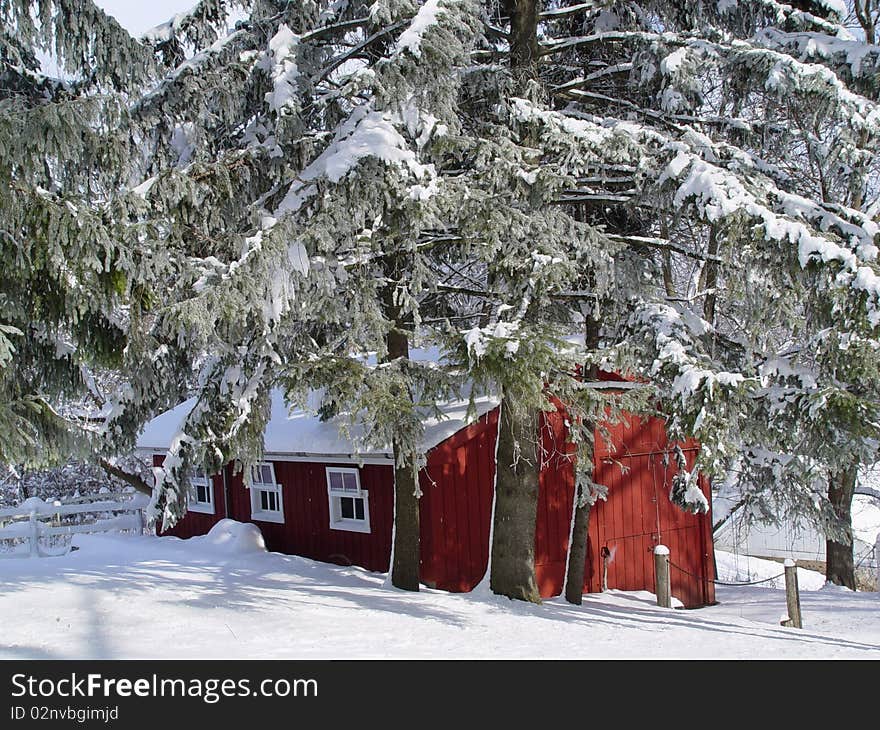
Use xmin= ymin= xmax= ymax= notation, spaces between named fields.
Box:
xmin=564 ymin=314 xmax=600 ymax=605
xmin=390 ymin=441 xmax=420 ymax=591
xmin=701 ymin=225 xmax=719 ymax=327
xmin=383 ymin=280 xmax=420 ymax=592
xmin=490 ymin=399 xmax=542 ymax=602
xmin=826 ymin=466 xmax=858 ymax=590
xmin=853 ymin=0 xmax=877 ymax=45
xmin=504 ymin=0 xmax=540 ymax=72
xmin=487 ymin=0 xmax=543 ymax=602
xmin=98 ymin=458 xmax=152 ymax=496
xmin=564 ymin=493 xmax=591 ymax=604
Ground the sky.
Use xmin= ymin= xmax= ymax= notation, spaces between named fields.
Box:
xmin=94 ymin=0 xmax=196 ymax=37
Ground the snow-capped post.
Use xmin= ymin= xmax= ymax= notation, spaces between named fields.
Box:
xmin=875 ymin=534 xmax=880 ymax=592
xmin=654 ymin=545 xmax=671 ymax=608
xmin=28 ymin=508 xmax=39 ymax=558
xmin=781 ymin=559 xmax=802 ymax=629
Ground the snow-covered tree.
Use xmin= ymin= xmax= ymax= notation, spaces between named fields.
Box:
xmin=534 ymin=0 xmax=880 ymax=590
xmin=0 ymin=0 xmax=172 ymax=467
xmin=5 ymin=0 xmax=879 ymax=603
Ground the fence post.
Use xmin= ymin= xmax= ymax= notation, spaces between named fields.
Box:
xmin=28 ymin=510 xmax=39 ymax=558
xmin=654 ymin=544 xmax=671 ymax=608
xmin=137 ymin=508 xmax=145 ymax=536
xmin=600 ymin=546 xmax=610 ymax=592
xmin=875 ymin=534 xmax=879 ymax=593
xmin=781 ymin=559 xmax=802 ymax=629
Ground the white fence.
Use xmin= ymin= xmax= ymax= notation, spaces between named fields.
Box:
xmin=714 ymin=493 xmax=879 ymax=571
xmin=0 ymin=492 xmax=149 ymax=558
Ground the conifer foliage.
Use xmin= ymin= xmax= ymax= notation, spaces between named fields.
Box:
xmin=2 ymin=0 xmax=879 ymax=596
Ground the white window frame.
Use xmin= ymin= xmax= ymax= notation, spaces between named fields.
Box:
xmin=187 ymin=469 xmax=214 ymax=514
xmin=326 ymin=467 xmax=370 ymax=534
xmin=249 ymin=462 xmax=284 ymax=524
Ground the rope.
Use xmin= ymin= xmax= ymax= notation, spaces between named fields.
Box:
xmin=669 ymin=560 xmax=786 ymax=586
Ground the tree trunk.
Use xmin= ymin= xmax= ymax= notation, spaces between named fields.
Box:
xmin=489 ymin=398 xmax=542 ymax=602
xmin=826 ymin=466 xmax=857 ymax=590
xmin=701 ymin=225 xmax=719 ymax=327
xmin=384 ymin=286 xmax=420 ymax=592
xmin=486 ymin=0 xmax=542 ymax=603
xmin=505 ymin=0 xmax=540 ymax=72
xmin=564 ymin=491 xmax=591 ymax=604
xmin=564 ymin=317 xmax=600 ymax=605
xmin=391 ymin=437 xmax=420 ymax=591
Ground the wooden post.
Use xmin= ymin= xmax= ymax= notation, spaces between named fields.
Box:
xmin=654 ymin=544 xmax=671 ymax=608
xmin=875 ymin=534 xmax=879 ymax=592
xmin=28 ymin=510 xmax=39 ymax=558
xmin=781 ymin=559 xmax=802 ymax=629
xmin=600 ymin=546 xmax=610 ymax=592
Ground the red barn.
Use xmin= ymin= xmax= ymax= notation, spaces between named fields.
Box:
xmin=137 ymin=378 xmax=716 ymax=608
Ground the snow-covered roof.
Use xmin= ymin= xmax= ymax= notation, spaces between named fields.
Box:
xmin=137 ymin=389 xmax=498 ymax=458
xmin=136 ymin=347 xmax=499 ymax=458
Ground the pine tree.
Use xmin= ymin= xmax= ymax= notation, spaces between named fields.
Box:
xmin=534 ymin=0 xmax=880 ymax=590
xmin=6 ymin=0 xmax=879 ymax=604
xmin=93 ymin=0 xmax=488 ymax=592
xmin=0 ymin=0 xmax=171 ymax=467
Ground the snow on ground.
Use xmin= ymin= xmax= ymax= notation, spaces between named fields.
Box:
xmin=0 ymin=525 xmax=877 ymax=660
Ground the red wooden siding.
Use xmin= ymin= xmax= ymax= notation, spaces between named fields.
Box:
xmin=152 ymin=454 xmax=227 ymax=537
xmin=578 ymin=412 xmax=716 ymax=608
xmin=534 ymin=407 xmax=577 ymax=597
xmin=155 ymin=455 xmax=394 ymax=573
xmin=419 ymin=408 xmax=497 ymax=592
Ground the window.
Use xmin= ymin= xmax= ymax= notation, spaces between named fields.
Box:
xmin=326 ymin=467 xmax=370 ymax=533
xmin=187 ymin=469 xmax=214 ymax=514
xmin=249 ymin=462 xmax=284 ymax=523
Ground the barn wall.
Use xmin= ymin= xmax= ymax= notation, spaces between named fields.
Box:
xmin=419 ymin=408 xmax=497 ymax=592
xmin=151 ymin=403 xmax=716 ymax=608
xmin=534 ymin=407 xmax=577 ymax=597
xmin=151 ymin=454 xmax=227 ymax=538
xmin=583 ymin=413 xmax=716 ymax=608
xmin=153 ymin=454 xmax=394 ymax=573
xmin=226 ymin=461 xmax=394 ymax=573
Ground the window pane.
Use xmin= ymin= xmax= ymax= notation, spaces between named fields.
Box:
xmin=197 ymin=485 xmax=210 ymax=503
xmin=328 ymin=471 xmax=343 ymax=491
xmin=260 ymin=491 xmax=269 ymax=511
xmin=341 ymin=497 xmax=354 ymax=519
xmin=343 ymin=472 xmax=358 ymax=491
xmin=355 ymin=498 xmax=365 ymax=521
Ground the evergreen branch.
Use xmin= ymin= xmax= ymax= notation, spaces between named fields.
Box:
xmin=133 ymin=27 xmax=248 ymax=116
xmin=98 ymin=458 xmax=152 ymax=497
xmin=315 ymin=20 xmax=408 ymax=84
xmin=607 ymin=234 xmax=726 ymax=263
xmin=301 ymin=17 xmax=370 ymax=43
xmin=545 ymin=29 xmax=880 ymax=139
xmin=550 ymin=193 xmax=635 ymax=204
xmin=538 ymin=2 xmax=606 ymax=20
xmin=551 ymin=63 xmax=632 ymax=92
